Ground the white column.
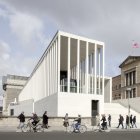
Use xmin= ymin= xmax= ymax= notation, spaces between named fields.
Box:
xmin=102 ymin=45 xmax=105 ymax=96
xmin=53 ymin=42 xmax=55 ymax=94
xmin=50 ymin=48 xmax=52 ymax=95
xmin=53 ymin=42 xmax=55 ymax=93
xmin=58 ymin=35 xmax=60 ymax=92
xmin=47 ymin=53 xmax=50 ymax=96
xmin=79 ymin=62 xmax=81 ymax=93
xmin=89 ymin=54 xmax=92 ymax=94
xmin=92 ymin=53 xmax=94 ymax=94
xmin=46 ymin=54 xmax=48 ymax=97
xmin=48 ymin=51 xmax=50 ymax=96
xmin=44 ymin=57 xmax=47 ymax=97
xmin=33 ymin=100 xmax=35 ymax=113
xmin=77 ymin=39 xmax=80 ymax=93
xmin=68 ymin=37 xmax=71 ymax=93
xmin=52 ymin=44 xmax=54 ymax=94
xmin=94 ymin=44 xmax=97 ymax=95
xmin=86 ymin=42 xmax=89 ymax=94
xmin=53 ymin=41 xmax=56 ymax=93
xmin=98 ymin=48 xmax=101 ymax=94
xmin=55 ymin=38 xmax=58 ymax=92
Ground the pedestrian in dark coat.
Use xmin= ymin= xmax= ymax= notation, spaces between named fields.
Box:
xmin=117 ymin=114 xmax=124 ymax=129
xmin=132 ymin=116 xmax=137 ymax=128
xmin=130 ymin=115 xmax=133 ymax=128
xmin=17 ymin=111 xmax=25 ymax=131
xmin=17 ymin=111 xmax=25 ymax=123
xmin=108 ymin=114 xmax=111 ymax=127
xmin=125 ymin=115 xmax=129 ymax=129
xmin=43 ymin=111 xmax=48 ymax=128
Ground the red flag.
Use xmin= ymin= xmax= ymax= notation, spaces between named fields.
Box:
xmin=132 ymin=41 xmax=140 ymax=48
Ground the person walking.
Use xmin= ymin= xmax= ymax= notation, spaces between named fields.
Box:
xmin=95 ymin=113 xmax=100 ymax=128
xmin=117 ymin=114 xmax=124 ymax=129
xmin=108 ymin=114 xmax=111 ymax=127
xmin=130 ymin=114 xmax=133 ymax=128
xmin=17 ymin=111 xmax=25 ymax=132
xmin=132 ymin=116 xmax=137 ymax=128
xmin=125 ymin=115 xmax=129 ymax=129
xmin=63 ymin=113 xmax=69 ymax=127
xmin=42 ymin=111 xmax=48 ymax=128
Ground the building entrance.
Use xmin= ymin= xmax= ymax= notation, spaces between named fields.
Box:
xmin=91 ymin=100 xmax=99 ymax=117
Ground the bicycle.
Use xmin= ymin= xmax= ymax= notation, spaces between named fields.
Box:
xmin=67 ymin=121 xmax=87 ymax=133
xmin=92 ymin=124 xmax=111 ymax=132
xmin=22 ymin=119 xmax=44 ymax=132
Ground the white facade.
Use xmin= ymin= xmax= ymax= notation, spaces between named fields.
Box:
xmin=9 ymin=31 xmax=107 ymax=117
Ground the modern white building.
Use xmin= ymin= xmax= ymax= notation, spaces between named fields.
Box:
xmin=9 ymin=31 xmax=111 ymax=117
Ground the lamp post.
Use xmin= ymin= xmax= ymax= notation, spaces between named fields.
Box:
xmin=126 ymin=88 xmax=131 ymax=130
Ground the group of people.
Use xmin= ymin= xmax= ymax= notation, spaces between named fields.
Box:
xmin=17 ymin=111 xmax=49 ymax=131
xmin=96 ymin=114 xmax=137 ymax=130
xmin=17 ymin=111 xmax=137 ymax=132
xmin=95 ymin=114 xmax=111 ymax=130
xmin=63 ymin=113 xmax=81 ymax=130
xmin=117 ymin=114 xmax=137 ymax=129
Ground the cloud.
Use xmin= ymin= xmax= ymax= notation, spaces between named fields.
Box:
xmin=0 ymin=39 xmax=38 ymax=96
xmin=9 ymin=12 xmax=44 ymax=46
xmin=0 ymin=40 xmax=11 ymax=60
xmin=0 ymin=39 xmax=38 ymax=77
xmin=0 ymin=3 xmax=46 ymax=50
xmin=0 ymin=7 xmax=8 ymax=18
xmin=0 ymin=0 xmax=140 ymax=78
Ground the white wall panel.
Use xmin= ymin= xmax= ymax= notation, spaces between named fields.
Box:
xmin=58 ymin=92 xmax=104 ymax=117
xmin=8 ymin=99 xmax=34 ymax=116
xmin=19 ymin=59 xmax=46 ymax=102
xmin=34 ymin=93 xmax=58 ymax=116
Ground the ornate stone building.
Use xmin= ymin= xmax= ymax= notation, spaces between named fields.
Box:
xmin=2 ymin=75 xmax=28 ymax=115
xmin=113 ymin=56 xmax=140 ymax=100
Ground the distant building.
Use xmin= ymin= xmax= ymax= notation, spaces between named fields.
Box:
xmin=2 ymin=75 xmax=28 ymax=115
xmin=112 ymin=75 xmax=121 ymax=100
xmin=112 ymin=56 xmax=140 ymax=100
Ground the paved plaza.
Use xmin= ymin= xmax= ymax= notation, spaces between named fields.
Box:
xmin=1 ymin=131 xmax=140 ymax=140
xmin=0 ymin=125 xmax=140 ymax=132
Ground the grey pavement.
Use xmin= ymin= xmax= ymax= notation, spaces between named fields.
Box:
xmin=1 ymin=131 xmax=140 ymax=140
xmin=0 ymin=125 xmax=140 ymax=132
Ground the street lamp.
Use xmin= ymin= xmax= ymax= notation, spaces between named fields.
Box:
xmin=126 ymin=88 xmax=131 ymax=129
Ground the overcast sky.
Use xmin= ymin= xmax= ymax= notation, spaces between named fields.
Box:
xmin=0 ymin=0 xmax=140 ymax=96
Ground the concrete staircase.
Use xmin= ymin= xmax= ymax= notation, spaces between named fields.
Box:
xmin=104 ymin=103 xmax=140 ymax=128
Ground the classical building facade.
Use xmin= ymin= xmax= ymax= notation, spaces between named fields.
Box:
xmin=112 ymin=56 xmax=140 ymax=100
xmin=8 ymin=31 xmax=112 ymax=117
xmin=2 ymin=75 xmax=28 ymax=115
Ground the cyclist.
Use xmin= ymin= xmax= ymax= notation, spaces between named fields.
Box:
xmin=30 ymin=112 xmax=40 ymax=132
xmin=17 ymin=111 xmax=25 ymax=132
xmin=74 ymin=114 xmax=81 ymax=130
